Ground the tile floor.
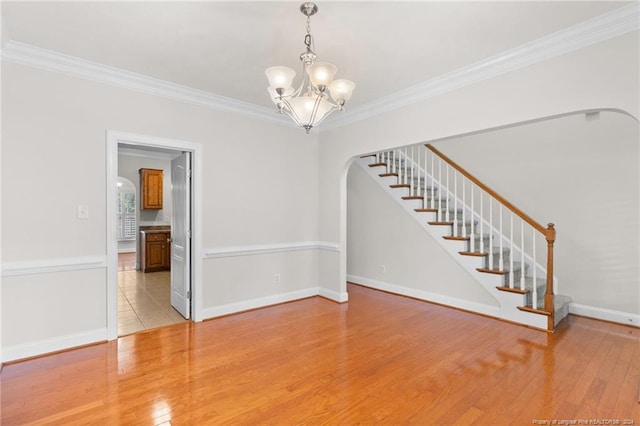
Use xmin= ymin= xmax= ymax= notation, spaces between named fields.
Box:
xmin=117 ymin=253 xmax=187 ymax=336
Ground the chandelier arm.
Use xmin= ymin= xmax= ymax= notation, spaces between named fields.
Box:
xmin=278 ymin=97 xmax=304 ymax=127
xmin=310 ymin=104 xmax=338 ymax=127
xmin=308 ymin=93 xmax=325 ymax=127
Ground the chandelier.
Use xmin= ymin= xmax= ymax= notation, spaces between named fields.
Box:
xmin=265 ymin=2 xmax=355 ymax=133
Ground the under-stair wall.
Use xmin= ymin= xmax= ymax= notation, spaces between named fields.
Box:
xmin=347 ymin=164 xmax=502 ymax=314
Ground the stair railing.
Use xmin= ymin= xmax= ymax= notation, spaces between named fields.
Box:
xmin=374 ymin=144 xmax=557 ymax=328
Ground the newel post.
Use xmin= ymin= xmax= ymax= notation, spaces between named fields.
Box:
xmin=545 ymin=223 xmax=556 ymax=330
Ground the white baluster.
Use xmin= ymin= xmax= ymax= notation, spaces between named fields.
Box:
xmin=385 ymin=151 xmax=389 ymax=174
xmin=532 ymin=228 xmax=537 ymax=309
xmin=410 ymin=147 xmax=415 ymax=196
xmin=520 ymin=219 xmax=525 ymax=291
xmin=416 ymin=147 xmax=421 ymax=199
xmin=404 ymin=148 xmax=408 ymax=185
xmin=438 ymin=158 xmax=443 ymax=221
xmin=499 ymin=205 xmax=504 ymax=271
xmin=509 ymin=214 xmax=514 ymax=288
xmin=470 ymin=185 xmax=475 ymax=252
xmin=453 ymin=171 xmax=458 ymax=237
xmin=479 ymin=192 xmax=484 ymax=254
xmin=445 ymin=164 xmax=450 ymax=222
xmin=462 ymin=177 xmax=466 ymax=238
xmin=391 ymin=150 xmax=396 ymax=174
xmin=488 ymin=197 xmax=493 ymax=269
xmin=430 ymin=152 xmax=435 ymax=209
xmin=423 ymin=148 xmax=428 ymax=209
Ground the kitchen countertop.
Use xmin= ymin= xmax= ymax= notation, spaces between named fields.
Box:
xmin=139 ymin=225 xmax=170 ymax=234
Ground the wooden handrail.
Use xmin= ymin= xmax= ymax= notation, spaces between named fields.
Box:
xmin=425 ymin=144 xmax=556 ymax=326
xmin=426 ymin=144 xmax=547 ymax=235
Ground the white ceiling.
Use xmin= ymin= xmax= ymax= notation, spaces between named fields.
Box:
xmin=0 ymin=1 xmax=631 ymax=110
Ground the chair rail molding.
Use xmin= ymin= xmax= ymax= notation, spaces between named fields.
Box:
xmin=203 ymin=241 xmax=341 ymax=259
xmin=1 ymin=256 xmax=107 ymax=277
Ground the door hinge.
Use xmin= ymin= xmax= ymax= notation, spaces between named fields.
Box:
xmin=187 ymin=229 xmax=192 ymax=238
xmin=187 ymin=291 xmax=191 ymax=299
xmin=187 ymin=169 xmax=192 ymax=178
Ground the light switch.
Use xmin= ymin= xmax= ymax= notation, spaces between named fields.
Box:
xmin=77 ymin=205 xmax=89 ymax=219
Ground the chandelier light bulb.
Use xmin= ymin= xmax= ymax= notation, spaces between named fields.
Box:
xmin=265 ymin=66 xmax=296 ymax=90
xmin=329 ymin=79 xmax=356 ymax=103
xmin=306 ymin=62 xmax=337 ymax=89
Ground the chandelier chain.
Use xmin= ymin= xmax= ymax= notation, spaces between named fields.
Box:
xmin=304 ymin=15 xmax=314 ymax=53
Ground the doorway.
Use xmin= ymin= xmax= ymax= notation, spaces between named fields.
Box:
xmin=116 ymin=146 xmax=187 ymax=335
xmin=106 ymin=131 xmax=203 ymax=341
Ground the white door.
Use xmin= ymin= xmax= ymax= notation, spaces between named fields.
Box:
xmin=171 ymin=152 xmax=191 ymax=319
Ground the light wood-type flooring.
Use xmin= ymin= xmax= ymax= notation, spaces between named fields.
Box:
xmin=117 ymin=253 xmax=187 ymax=335
xmin=1 ymin=284 xmax=638 ymax=424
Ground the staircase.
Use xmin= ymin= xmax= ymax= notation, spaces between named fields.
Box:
xmin=357 ymin=144 xmax=571 ymax=331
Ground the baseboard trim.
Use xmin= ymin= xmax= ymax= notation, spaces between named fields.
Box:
xmin=2 ymin=328 xmax=108 ymax=362
xmin=203 ymin=241 xmax=340 ymax=259
xmin=201 ymin=287 xmax=320 ymax=319
xmin=319 ymin=287 xmax=349 ymax=303
xmin=1 ymin=256 xmax=108 ymax=277
xmin=347 ymin=274 xmax=500 ymax=317
xmin=569 ymin=303 xmax=639 ymax=327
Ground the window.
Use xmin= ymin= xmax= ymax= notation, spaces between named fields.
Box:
xmin=117 ymin=177 xmax=136 ymax=241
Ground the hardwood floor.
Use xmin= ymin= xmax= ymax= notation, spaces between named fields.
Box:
xmin=1 ymin=284 xmax=638 ymax=425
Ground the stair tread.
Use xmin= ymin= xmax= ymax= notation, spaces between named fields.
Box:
xmin=459 ymin=251 xmax=487 ymax=257
xmin=369 ymin=163 xmax=386 ymax=167
xmin=443 ymin=236 xmax=468 ymax=241
xmin=402 ymin=196 xmax=423 ymax=200
xmin=476 ymin=267 xmax=508 ymax=275
xmin=428 ymin=221 xmax=453 ymax=226
xmin=415 ymin=208 xmax=438 ymax=213
xmin=496 ymin=286 xmax=528 ymax=294
xmin=390 ymin=184 xmax=410 ymax=188
xmin=379 ymin=173 xmax=397 ymax=177
xmin=517 ymin=305 xmax=552 ymax=316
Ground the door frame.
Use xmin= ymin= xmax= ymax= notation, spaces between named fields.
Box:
xmin=106 ymin=130 xmax=203 ymax=340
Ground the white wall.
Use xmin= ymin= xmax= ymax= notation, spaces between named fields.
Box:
xmin=319 ymin=33 xmax=639 ymax=317
xmin=0 ymin=61 xmax=320 ymax=361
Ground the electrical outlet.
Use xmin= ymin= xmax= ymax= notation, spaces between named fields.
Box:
xmin=380 ymin=265 xmax=386 ymax=273
xmin=274 ymin=274 xmax=281 ymax=285
xmin=77 ymin=205 xmax=89 ymax=219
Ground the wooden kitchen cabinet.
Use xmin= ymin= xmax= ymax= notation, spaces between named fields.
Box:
xmin=139 ymin=168 xmax=163 ymax=210
xmin=140 ymin=231 xmax=171 ymax=272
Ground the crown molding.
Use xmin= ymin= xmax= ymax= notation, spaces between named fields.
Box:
xmin=0 ymin=3 xmax=637 ymax=132
xmin=323 ymin=2 xmax=640 ymax=131
xmin=0 ymin=40 xmax=291 ymax=127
